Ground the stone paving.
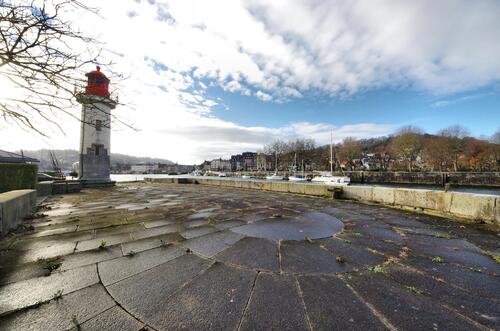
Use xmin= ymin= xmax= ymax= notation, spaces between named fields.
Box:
xmin=0 ymin=183 xmax=499 ymax=330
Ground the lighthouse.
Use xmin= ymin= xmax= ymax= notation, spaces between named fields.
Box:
xmin=76 ymin=66 xmax=117 ymax=186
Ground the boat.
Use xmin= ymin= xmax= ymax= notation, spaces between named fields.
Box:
xmin=311 ymin=174 xmax=350 ymax=186
xmin=288 ymin=154 xmax=307 ymax=182
xmin=191 ymin=170 xmax=203 ymax=176
xmin=218 ymin=172 xmax=227 ymax=177
xmin=288 ymin=175 xmax=307 ymax=182
xmin=266 ymin=151 xmax=284 ymax=180
xmin=241 ymin=175 xmax=251 ymax=179
xmin=311 ymin=131 xmax=350 ymax=186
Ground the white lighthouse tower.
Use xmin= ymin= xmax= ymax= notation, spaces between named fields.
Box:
xmin=76 ymin=66 xmax=117 ymax=186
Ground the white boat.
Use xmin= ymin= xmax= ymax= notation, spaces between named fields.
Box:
xmin=288 ymin=154 xmax=307 ymax=182
xmin=266 ymin=151 xmax=283 ymax=180
xmin=191 ymin=170 xmax=203 ymax=176
xmin=311 ymin=175 xmax=350 ymax=186
xmin=288 ymin=175 xmax=307 ymax=182
xmin=241 ymin=175 xmax=251 ymax=179
xmin=311 ymin=131 xmax=350 ymax=186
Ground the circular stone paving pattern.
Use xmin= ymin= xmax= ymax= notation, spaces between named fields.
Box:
xmin=94 ymin=192 xmax=409 ymax=330
xmin=230 ymin=211 xmax=345 ymax=240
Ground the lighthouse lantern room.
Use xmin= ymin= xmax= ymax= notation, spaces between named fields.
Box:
xmin=76 ymin=66 xmax=117 ymax=186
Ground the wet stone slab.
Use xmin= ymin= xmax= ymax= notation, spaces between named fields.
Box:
xmin=0 ymin=264 xmax=99 ymax=315
xmin=298 ymin=275 xmax=387 ymax=330
xmin=121 ymin=232 xmax=184 ymax=254
xmin=239 ymin=273 xmax=309 ymax=330
xmin=215 ymin=237 xmax=280 ymax=272
xmin=151 ymin=262 xmax=255 ymax=330
xmin=346 ymin=272 xmax=482 ymax=331
xmin=107 ymin=254 xmax=212 ymax=325
xmin=385 ymin=263 xmax=500 ymax=328
xmin=180 ymin=225 xmax=217 ymax=239
xmin=181 ymin=230 xmax=243 ymax=258
xmin=317 ymin=237 xmax=387 ymax=267
xmin=98 ymin=245 xmax=185 ymax=285
xmin=281 ymin=241 xmax=355 ymax=274
xmin=78 ymin=305 xmax=144 ymax=331
xmin=0 ymin=284 xmax=115 ymax=331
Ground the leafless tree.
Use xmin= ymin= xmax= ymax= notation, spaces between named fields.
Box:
xmin=437 ymin=125 xmax=470 ymax=171
xmin=391 ymin=126 xmax=424 ymax=172
xmin=338 ymin=137 xmax=361 ymax=170
xmin=0 ymin=0 xmax=129 ymax=135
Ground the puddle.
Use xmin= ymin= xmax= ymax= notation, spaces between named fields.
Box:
xmin=230 ymin=212 xmax=344 ymax=241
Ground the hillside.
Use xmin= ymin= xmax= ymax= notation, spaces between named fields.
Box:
xmin=20 ymin=149 xmax=173 ymax=171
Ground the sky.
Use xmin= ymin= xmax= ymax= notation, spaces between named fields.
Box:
xmin=1 ymin=0 xmax=499 ymax=164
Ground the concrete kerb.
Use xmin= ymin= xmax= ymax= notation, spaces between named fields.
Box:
xmin=0 ymin=189 xmax=36 ymax=236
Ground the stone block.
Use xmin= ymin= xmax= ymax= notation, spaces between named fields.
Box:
xmin=66 ymin=182 xmax=82 ymax=193
xmin=372 ymin=187 xmax=394 ymax=204
xmin=271 ymin=181 xmax=289 ymax=193
xmin=303 ymin=184 xmax=329 ymax=197
xmin=288 ymin=182 xmax=306 ymax=195
xmin=0 ymin=189 xmax=36 ymax=235
xmin=261 ymin=181 xmax=273 ymax=191
xmin=35 ymin=181 xmax=53 ymax=197
xmin=52 ymin=182 xmax=67 ymax=195
xmin=449 ymin=192 xmax=496 ymax=223
xmin=341 ymin=186 xmax=373 ymax=201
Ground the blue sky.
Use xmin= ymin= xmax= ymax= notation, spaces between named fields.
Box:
xmin=2 ymin=0 xmax=499 ymax=163
xmin=209 ymin=85 xmax=499 ymax=136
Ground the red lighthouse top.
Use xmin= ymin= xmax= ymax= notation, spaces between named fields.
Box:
xmin=84 ymin=66 xmax=110 ymax=97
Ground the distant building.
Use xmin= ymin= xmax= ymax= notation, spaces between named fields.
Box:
xmin=131 ymin=163 xmax=159 ymax=173
xmin=210 ymin=158 xmax=231 ymax=171
xmin=242 ymin=152 xmax=257 ymax=171
xmin=159 ymin=163 xmax=194 ymax=174
xmin=200 ymin=160 xmax=211 ymax=172
xmin=230 ymin=154 xmax=243 ymax=171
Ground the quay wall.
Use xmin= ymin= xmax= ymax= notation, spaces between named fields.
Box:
xmin=145 ymin=177 xmax=500 ymax=227
xmin=340 ymin=186 xmax=499 ymax=227
xmin=0 ymin=189 xmax=36 ymax=236
xmin=337 ymin=171 xmax=500 ymax=187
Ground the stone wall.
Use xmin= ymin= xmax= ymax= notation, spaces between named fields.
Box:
xmin=0 ymin=189 xmax=36 ymax=236
xmin=341 ymin=186 xmax=500 ymax=227
xmin=340 ymin=171 xmax=500 ymax=187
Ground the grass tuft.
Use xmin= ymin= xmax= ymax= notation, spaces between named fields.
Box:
xmin=43 ymin=260 xmax=61 ymax=272
xmin=368 ymin=266 xmax=385 ymax=274
xmin=406 ymin=286 xmax=422 ymax=295
xmin=432 ymin=256 xmax=444 ymax=263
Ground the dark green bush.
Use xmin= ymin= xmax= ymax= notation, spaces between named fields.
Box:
xmin=0 ymin=163 xmax=38 ymax=193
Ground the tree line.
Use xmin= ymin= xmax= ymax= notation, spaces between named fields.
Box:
xmin=262 ymin=125 xmax=500 ymax=172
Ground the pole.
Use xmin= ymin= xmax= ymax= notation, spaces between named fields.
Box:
xmin=330 ymin=130 xmax=333 ymax=175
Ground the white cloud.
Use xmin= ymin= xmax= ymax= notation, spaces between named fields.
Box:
xmin=255 ymin=90 xmax=272 ymax=102
xmin=1 ymin=0 xmax=497 ymax=163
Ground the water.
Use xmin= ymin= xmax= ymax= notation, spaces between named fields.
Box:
xmin=109 ymin=174 xmax=500 ymax=196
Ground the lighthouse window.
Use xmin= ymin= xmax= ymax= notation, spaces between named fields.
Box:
xmin=95 ymin=120 xmax=102 ymax=131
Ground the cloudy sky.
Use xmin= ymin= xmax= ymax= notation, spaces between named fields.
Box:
xmin=1 ymin=0 xmax=499 ymax=164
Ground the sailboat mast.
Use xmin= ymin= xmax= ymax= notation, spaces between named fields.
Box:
xmin=330 ymin=131 xmax=333 ymax=175
xmin=275 ymin=151 xmax=278 ymax=173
